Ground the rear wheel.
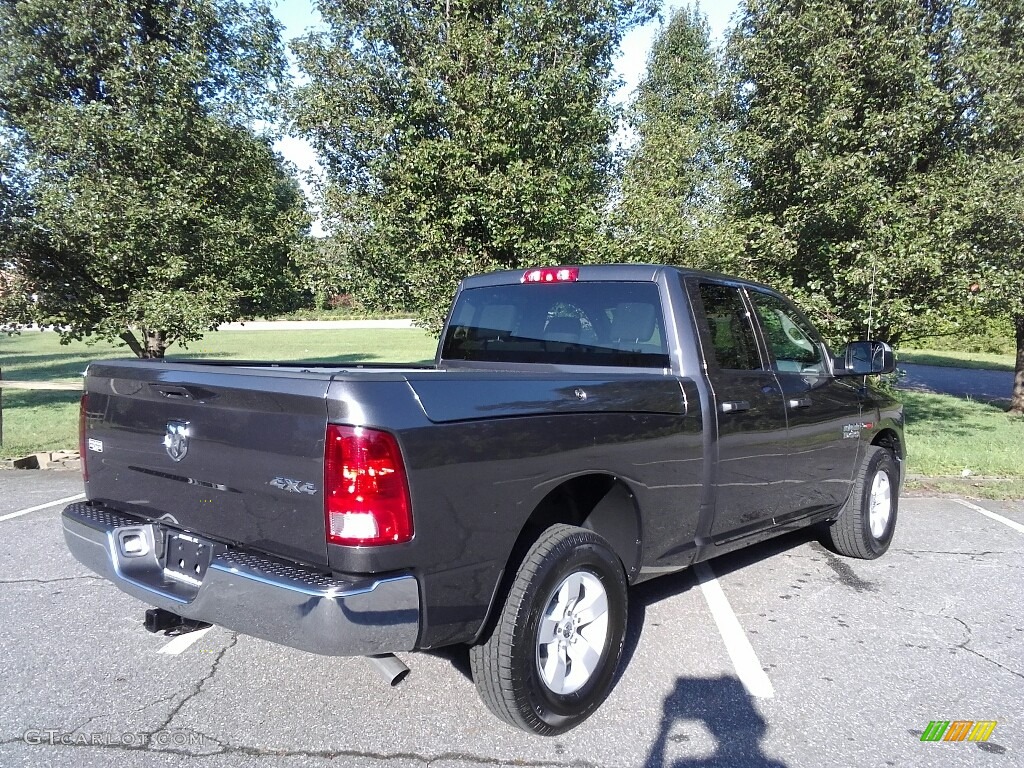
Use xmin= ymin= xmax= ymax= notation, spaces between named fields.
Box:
xmin=470 ymin=524 xmax=628 ymax=735
xmin=827 ymin=445 xmax=899 ymax=559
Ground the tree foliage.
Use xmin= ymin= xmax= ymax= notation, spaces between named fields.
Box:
xmin=725 ymin=0 xmax=967 ymax=345
xmin=0 ymin=140 xmax=34 ymax=330
xmin=290 ymin=0 xmax=655 ymax=330
xmin=291 ymin=235 xmax=358 ymax=310
xmin=726 ymin=0 xmax=1024 ymax=408
xmin=0 ymin=0 xmax=309 ymax=357
xmin=944 ymin=0 xmax=1024 ymax=412
xmin=612 ymin=6 xmax=740 ymax=269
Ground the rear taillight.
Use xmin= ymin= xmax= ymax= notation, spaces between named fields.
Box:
xmin=79 ymin=393 xmax=88 ymax=482
xmin=324 ymin=425 xmax=413 ymax=546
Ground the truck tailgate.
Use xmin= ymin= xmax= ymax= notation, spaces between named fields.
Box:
xmin=83 ymin=361 xmax=333 ymax=567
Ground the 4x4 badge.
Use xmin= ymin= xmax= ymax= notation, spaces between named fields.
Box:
xmin=164 ymin=421 xmax=191 ymax=462
xmin=269 ymin=477 xmax=318 ymax=495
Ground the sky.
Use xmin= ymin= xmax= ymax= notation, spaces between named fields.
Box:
xmin=269 ymin=0 xmax=743 ymax=225
xmin=616 ymin=1 xmax=741 ymax=96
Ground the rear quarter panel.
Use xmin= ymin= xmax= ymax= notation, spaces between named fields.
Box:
xmin=325 ymin=373 xmax=704 ymax=648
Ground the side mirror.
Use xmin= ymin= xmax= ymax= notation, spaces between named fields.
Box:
xmin=837 ymin=340 xmax=896 ymax=375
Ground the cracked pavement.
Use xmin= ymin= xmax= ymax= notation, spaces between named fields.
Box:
xmin=0 ymin=470 xmax=1021 ymax=767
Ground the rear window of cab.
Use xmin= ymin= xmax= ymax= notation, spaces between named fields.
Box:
xmin=441 ymin=282 xmax=669 ymax=368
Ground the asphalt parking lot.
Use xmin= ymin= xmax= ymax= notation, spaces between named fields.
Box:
xmin=0 ymin=470 xmax=1020 ymax=767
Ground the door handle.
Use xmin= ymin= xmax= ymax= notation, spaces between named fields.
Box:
xmin=788 ymin=397 xmax=812 ymax=409
xmin=152 ymin=385 xmax=192 ymax=400
xmin=720 ymin=400 xmax=751 ymax=414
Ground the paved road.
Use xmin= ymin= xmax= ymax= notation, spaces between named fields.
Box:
xmin=897 ymin=363 xmax=1014 ymax=403
xmin=0 ymin=471 xmax=1020 ymax=767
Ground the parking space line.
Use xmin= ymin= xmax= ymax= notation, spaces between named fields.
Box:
xmin=694 ymin=561 xmax=775 ymax=699
xmin=954 ymin=498 xmax=1024 ymax=535
xmin=0 ymin=493 xmax=85 ymax=523
xmin=158 ymin=627 xmax=212 ymax=655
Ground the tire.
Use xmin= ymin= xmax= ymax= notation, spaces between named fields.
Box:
xmin=469 ymin=524 xmax=628 ymax=736
xmin=827 ymin=445 xmax=899 ymax=559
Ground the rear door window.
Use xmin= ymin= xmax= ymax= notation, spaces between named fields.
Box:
xmin=695 ymin=283 xmax=763 ymax=371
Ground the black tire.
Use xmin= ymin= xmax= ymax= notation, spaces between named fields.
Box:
xmin=827 ymin=445 xmax=899 ymax=559
xmin=469 ymin=524 xmax=628 ymax=736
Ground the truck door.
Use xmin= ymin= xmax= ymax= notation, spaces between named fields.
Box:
xmin=746 ymin=288 xmax=862 ymax=518
xmin=689 ymin=281 xmax=791 ymax=542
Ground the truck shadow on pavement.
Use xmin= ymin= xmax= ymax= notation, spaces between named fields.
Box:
xmin=628 ymin=533 xmax=813 ymax=768
xmin=642 ymin=675 xmax=789 ymax=768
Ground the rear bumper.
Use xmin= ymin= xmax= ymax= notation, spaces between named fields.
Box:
xmin=62 ymin=502 xmax=420 ymax=656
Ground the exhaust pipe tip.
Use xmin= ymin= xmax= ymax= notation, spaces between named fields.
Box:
xmin=367 ymin=653 xmax=410 ymax=686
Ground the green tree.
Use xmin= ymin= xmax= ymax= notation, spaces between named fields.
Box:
xmin=725 ymin=0 xmax=962 ymax=345
xmin=726 ymin=0 xmax=1024 ymax=409
xmin=948 ymin=1 xmax=1024 ymax=413
xmin=290 ymin=0 xmax=656 ymax=331
xmin=292 ymin=235 xmax=357 ymax=310
xmin=1 ymin=141 xmax=33 ymax=329
xmin=613 ymin=5 xmax=740 ymax=269
xmin=0 ymin=0 xmax=308 ymax=357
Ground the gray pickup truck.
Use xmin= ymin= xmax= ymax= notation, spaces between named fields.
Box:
xmin=63 ymin=264 xmax=903 ymax=735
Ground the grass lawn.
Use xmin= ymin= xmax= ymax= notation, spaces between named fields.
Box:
xmin=897 ymin=348 xmax=1016 ymax=372
xmin=0 ymin=391 xmax=83 ymax=459
xmin=3 ymin=330 xmax=1023 ymax=499
xmin=0 ymin=328 xmax=438 ymax=382
xmin=901 ymin=391 xmax=1024 ymax=477
xmin=0 ymin=329 xmax=437 ymax=458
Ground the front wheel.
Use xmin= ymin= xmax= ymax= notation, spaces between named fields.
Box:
xmin=827 ymin=445 xmax=899 ymax=559
xmin=469 ymin=524 xmax=628 ymax=735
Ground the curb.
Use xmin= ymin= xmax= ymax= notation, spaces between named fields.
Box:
xmin=0 ymin=451 xmax=81 ymax=471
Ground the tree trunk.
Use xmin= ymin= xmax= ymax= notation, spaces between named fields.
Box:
xmin=118 ymin=331 xmax=145 ymax=359
xmin=119 ymin=329 xmax=168 ymax=358
xmin=1011 ymin=313 xmax=1024 ymax=415
xmin=144 ymin=329 xmax=167 ymax=359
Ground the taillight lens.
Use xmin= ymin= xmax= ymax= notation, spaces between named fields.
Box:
xmin=79 ymin=393 xmax=89 ymax=482
xmin=324 ymin=425 xmax=413 ymax=546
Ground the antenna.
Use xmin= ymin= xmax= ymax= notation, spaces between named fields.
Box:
xmin=866 ymin=257 xmax=877 ymax=340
